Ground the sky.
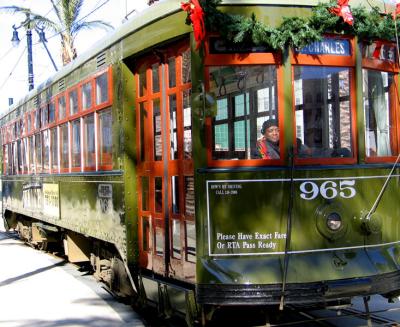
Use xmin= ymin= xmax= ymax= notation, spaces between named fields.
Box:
xmin=0 ymin=0 xmax=150 ymax=114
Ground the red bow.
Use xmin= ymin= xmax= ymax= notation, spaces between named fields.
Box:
xmin=329 ymin=0 xmax=354 ymax=26
xmin=372 ymin=41 xmax=383 ymax=59
xmin=394 ymin=0 xmax=400 ymax=19
xmin=181 ymin=0 xmax=206 ymax=50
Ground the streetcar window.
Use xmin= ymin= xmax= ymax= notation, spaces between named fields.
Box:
xmin=155 ymin=224 xmax=164 ymax=256
xmin=153 ymin=99 xmax=162 ymax=161
xmin=210 ymin=65 xmax=279 ymax=160
xmin=363 ymin=70 xmax=397 ymax=157
xmin=142 ymin=216 xmax=150 ymax=251
xmin=3 ymin=145 xmax=8 ymax=175
xmin=183 ymin=90 xmax=192 ymax=159
xmin=169 ymin=95 xmax=178 ymax=160
xmin=141 ymin=176 xmax=149 ymax=211
xmin=50 ymin=128 xmax=58 ymax=172
xmin=294 ymin=66 xmax=353 ymax=158
xmin=82 ymin=81 xmax=92 ymax=110
xmin=71 ymin=119 xmax=81 ymax=169
xmin=42 ymin=130 xmax=50 ymax=172
xmin=27 ymin=114 xmax=32 ymax=132
xmin=58 ymin=95 xmax=66 ymax=120
xmin=69 ymin=89 xmax=79 ymax=115
xmin=41 ymin=105 xmax=48 ymax=126
xmin=83 ymin=114 xmax=95 ymax=169
xmin=35 ymin=134 xmax=42 ymax=173
xmin=185 ymin=176 xmax=195 ymax=216
xmin=182 ymin=49 xmax=191 ymax=83
xmin=138 ymin=67 xmax=147 ymax=97
xmin=16 ymin=140 xmax=22 ymax=174
xmin=23 ymin=138 xmax=28 ymax=173
xmin=171 ymin=176 xmax=180 ymax=214
xmin=29 ymin=136 xmax=35 ymax=173
xmin=172 ymin=219 xmax=182 ymax=259
xmin=34 ymin=109 xmax=41 ymax=130
xmin=168 ymin=57 xmax=176 ymax=88
xmin=48 ymin=102 xmax=55 ymax=124
xmin=185 ymin=221 xmax=196 ymax=263
xmin=60 ymin=123 xmax=69 ymax=170
xmin=98 ymin=108 xmax=112 ymax=167
xmin=152 ymin=63 xmax=160 ymax=93
xmin=139 ymin=103 xmax=147 ymax=162
xmin=95 ymin=72 xmax=108 ymax=105
xmin=155 ymin=177 xmax=162 ymax=213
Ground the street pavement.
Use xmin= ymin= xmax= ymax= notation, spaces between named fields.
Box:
xmin=0 ymin=220 xmax=146 ymax=327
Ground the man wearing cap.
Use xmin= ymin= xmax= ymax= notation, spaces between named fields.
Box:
xmin=256 ymin=119 xmax=280 ymax=159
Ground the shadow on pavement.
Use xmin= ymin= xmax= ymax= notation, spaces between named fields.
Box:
xmin=0 ymin=260 xmax=67 ymax=288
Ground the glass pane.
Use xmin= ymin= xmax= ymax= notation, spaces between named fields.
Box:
xmin=35 ymin=134 xmax=42 ymax=173
xmin=99 ymin=108 xmax=112 ymax=166
xmin=42 ymin=130 xmax=50 ymax=172
xmin=141 ymin=176 xmax=149 ymax=211
xmin=152 ymin=63 xmax=160 ymax=93
xmin=82 ymin=82 xmax=92 ymax=110
xmin=96 ymin=72 xmax=109 ymax=105
xmin=209 ymin=65 xmax=278 ymax=160
xmin=155 ymin=224 xmax=164 ymax=256
xmin=51 ymin=128 xmax=58 ymax=171
xmin=17 ymin=140 xmax=21 ymax=174
xmin=29 ymin=136 xmax=35 ymax=173
xmin=185 ymin=221 xmax=196 ymax=263
xmin=294 ymin=66 xmax=353 ymax=158
xmin=41 ymin=106 xmax=48 ymax=126
xmin=363 ymin=69 xmax=396 ymax=157
xmin=27 ymin=114 xmax=32 ymax=132
xmin=69 ymin=89 xmax=79 ymax=115
xmin=142 ymin=216 xmax=150 ymax=252
xmin=168 ymin=57 xmax=176 ymax=88
xmin=172 ymin=220 xmax=181 ymax=259
xmin=169 ymin=95 xmax=178 ymax=160
xmin=153 ymin=99 xmax=162 ymax=161
xmin=139 ymin=67 xmax=147 ymax=97
xmin=60 ymin=123 xmax=69 ymax=169
xmin=155 ymin=177 xmax=162 ymax=213
xmin=139 ymin=102 xmax=147 ymax=162
xmin=71 ymin=119 xmax=81 ymax=168
xmin=23 ymin=138 xmax=28 ymax=172
xmin=182 ymin=49 xmax=191 ymax=83
xmin=58 ymin=96 xmax=66 ymax=120
xmin=185 ymin=176 xmax=195 ymax=216
xmin=171 ymin=176 xmax=180 ymax=214
xmin=83 ymin=114 xmax=95 ymax=167
xmin=48 ymin=102 xmax=55 ymax=124
xmin=183 ymin=90 xmax=192 ymax=159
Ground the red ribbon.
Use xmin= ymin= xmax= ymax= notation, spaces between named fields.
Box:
xmin=372 ymin=41 xmax=383 ymax=59
xmin=329 ymin=0 xmax=354 ymax=26
xmin=181 ymin=0 xmax=206 ymax=50
xmin=394 ymin=1 xmax=400 ymax=19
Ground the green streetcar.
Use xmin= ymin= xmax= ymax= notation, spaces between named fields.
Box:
xmin=2 ymin=0 xmax=400 ymax=324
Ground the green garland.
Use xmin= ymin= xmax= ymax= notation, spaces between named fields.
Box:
xmin=196 ymin=0 xmax=397 ymax=51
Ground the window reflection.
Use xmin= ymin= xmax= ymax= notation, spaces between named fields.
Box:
xmin=210 ymin=65 xmax=278 ymax=160
xmin=294 ymin=66 xmax=353 ymax=158
xmin=363 ymin=70 xmax=396 ymax=157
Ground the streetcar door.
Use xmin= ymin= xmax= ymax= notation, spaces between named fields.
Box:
xmin=135 ymin=40 xmax=195 ymax=281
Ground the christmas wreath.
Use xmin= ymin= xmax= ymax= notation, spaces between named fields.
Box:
xmin=181 ymin=0 xmax=399 ymax=51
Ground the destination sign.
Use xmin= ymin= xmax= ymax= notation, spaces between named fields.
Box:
xmin=297 ymin=38 xmax=351 ymax=56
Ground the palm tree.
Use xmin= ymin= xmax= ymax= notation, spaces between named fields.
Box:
xmin=1 ymin=0 xmax=113 ymax=65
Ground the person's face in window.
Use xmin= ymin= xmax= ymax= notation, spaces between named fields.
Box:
xmin=264 ymin=126 xmax=279 ymax=143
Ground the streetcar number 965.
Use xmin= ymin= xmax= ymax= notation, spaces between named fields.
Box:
xmin=299 ymin=180 xmax=356 ymax=200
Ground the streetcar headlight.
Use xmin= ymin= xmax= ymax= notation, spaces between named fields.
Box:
xmin=326 ymin=212 xmax=342 ymax=231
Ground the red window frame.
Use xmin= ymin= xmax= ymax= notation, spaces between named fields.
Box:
xmin=204 ymin=38 xmax=285 ymax=168
xmin=362 ymin=40 xmax=400 ymax=164
xmin=291 ymin=35 xmax=357 ymax=166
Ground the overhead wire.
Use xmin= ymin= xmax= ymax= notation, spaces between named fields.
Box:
xmin=0 ymin=45 xmax=27 ymax=92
